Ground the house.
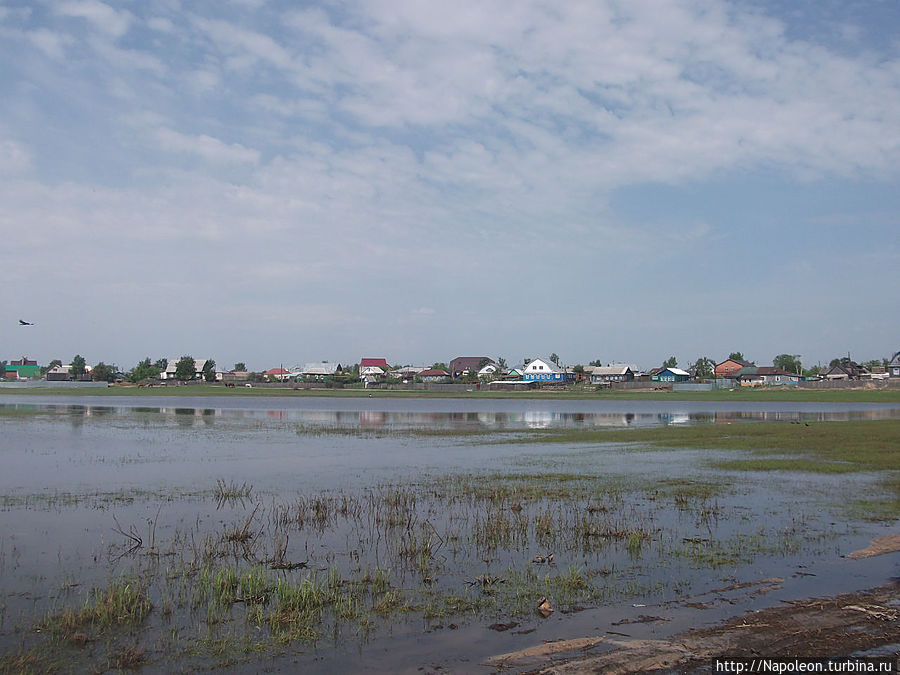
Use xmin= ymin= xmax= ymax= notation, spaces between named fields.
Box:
xmin=264 ymin=367 xmax=293 ymax=381
xmin=394 ymin=366 xmax=426 ymax=381
xmin=715 ymin=358 xmax=754 ymax=378
xmin=651 ymin=367 xmax=690 ymax=383
xmin=822 ymin=361 xmax=868 ymax=380
xmin=501 ymin=366 xmax=525 ymax=380
xmin=360 ymin=358 xmax=389 ymax=372
xmin=735 ymin=366 xmax=799 ymax=386
xmin=523 ymin=358 xmax=573 ymax=383
xmin=888 ymin=351 xmax=900 ymax=378
xmin=46 ymin=364 xmax=72 ymax=381
xmin=301 ymin=363 xmax=343 ymax=380
xmin=160 ymin=358 xmax=209 ymax=380
xmin=589 ymin=366 xmax=634 ymax=384
xmin=4 ymin=357 xmax=40 ymax=380
xmin=418 ymin=368 xmax=449 ymax=382
xmin=477 ymin=364 xmax=500 ymax=378
xmin=448 ymin=357 xmax=495 ymax=378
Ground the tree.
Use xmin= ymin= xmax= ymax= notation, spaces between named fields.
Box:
xmin=728 ymin=352 xmax=745 ymax=362
xmin=431 ymin=362 xmax=448 ymax=371
xmin=497 ymin=357 xmax=507 ymax=370
xmin=174 ymin=355 xmax=196 ymax=381
xmin=773 ymin=354 xmax=802 ymax=374
xmin=550 ymin=353 xmax=560 ymax=366
xmin=589 ymin=359 xmax=603 ymax=367
xmin=662 ymin=356 xmax=678 ymax=368
xmin=42 ymin=358 xmax=62 ymax=376
xmin=154 ymin=358 xmax=168 ymax=372
xmin=202 ymin=359 xmax=217 ymax=382
xmin=71 ymin=355 xmax=86 ymax=378
xmin=692 ymin=357 xmax=715 ymax=379
xmin=478 ymin=358 xmax=492 ymax=369
xmin=129 ymin=357 xmax=160 ymax=383
xmin=572 ymin=364 xmax=585 ymax=374
xmin=233 ymin=362 xmax=247 ymax=372
xmin=92 ymin=362 xmax=116 ymax=383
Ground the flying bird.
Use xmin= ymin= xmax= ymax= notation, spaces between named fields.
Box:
xmin=19 ymin=319 xmax=34 ymax=326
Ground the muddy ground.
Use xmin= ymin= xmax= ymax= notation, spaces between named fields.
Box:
xmin=481 ymin=581 xmax=899 ymax=674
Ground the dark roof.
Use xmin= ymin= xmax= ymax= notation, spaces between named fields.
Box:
xmin=419 ymin=369 xmax=449 ymax=377
xmin=755 ymin=367 xmax=794 ymax=376
xmin=448 ymin=356 xmax=494 ymax=374
xmin=716 ymin=358 xmax=754 ymax=368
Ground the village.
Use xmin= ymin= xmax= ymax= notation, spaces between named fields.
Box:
xmin=3 ymin=350 xmax=900 ymax=390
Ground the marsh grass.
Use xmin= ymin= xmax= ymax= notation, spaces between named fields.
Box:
xmin=5 ymin=419 xmax=894 ymax=671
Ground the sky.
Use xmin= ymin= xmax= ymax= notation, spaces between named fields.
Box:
xmin=1 ymin=0 xmax=898 ymax=373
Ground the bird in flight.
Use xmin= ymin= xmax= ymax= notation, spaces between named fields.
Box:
xmin=19 ymin=319 xmax=34 ymax=326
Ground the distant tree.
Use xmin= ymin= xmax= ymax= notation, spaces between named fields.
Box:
xmin=803 ymin=365 xmax=822 ymax=378
xmin=154 ymin=358 xmax=168 ymax=372
xmin=550 ymin=353 xmax=560 ymax=366
xmin=589 ymin=359 xmax=603 ymax=367
xmin=692 ymin=357 xmax=715 ymax=379
xmin=728 ymin=352 xmax=746 ymax=362
xmin=497 ymin=357 xmax=507 ymax=370
xmin=861 ymin=359 xmax=883 ymax=372
xmin=572 ymin=365 xmax=585 ymax=374
xmin=92 ymin=362 xmax=115 ymax=383
xmin=42 ymin=358 xmax=62 ymax=376
xmin=71 ymin=355 xmax=86 ymax=378
xmin=202 ymin=359 xmax=217 ymax=382
xmin=773 ymin=354 xmax=802 ymax=374
xmin=478 ymin=358 xmax=492 ymax=369
xmin=128 ymin=357 xmax=159 ymax=383
xmin=233 ymin=362 xmax=247 ymax=372
xmin=662 ymin=356 xmax=678 ymax=368
xmin=431 ymin=362 xmax=448 ymax=371
xmin=522 ymin=357 xmax=532 ymax=366
xmin=174 ymin=355 xmax=196 ymax=381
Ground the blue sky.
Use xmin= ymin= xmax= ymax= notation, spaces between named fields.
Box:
xmin=1 ymin=0 xmax=898 ymax=372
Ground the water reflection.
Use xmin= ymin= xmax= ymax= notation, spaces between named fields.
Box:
xmin=3 ymin=401 xmax=899 ymax=430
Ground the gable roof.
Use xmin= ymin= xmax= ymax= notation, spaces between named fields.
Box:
xmin=525 ymin=358 xmax=564 ymax=373
xmin=590 ymin=366 xmax=632 ymax=376
xmin=360 ymin=358 xmax=389 ymax=369
xmin=302 ymin=363 xmax=341 ymax=375
xmin=419 ymin=368 xmax=449 ymax=377
xmin=716 ymin=358 xmax=754 ymax=368
xmin=661 ymin=367 xmax=690 ymax=376
xmin=448 ymin=356 xmax=495 ymax=374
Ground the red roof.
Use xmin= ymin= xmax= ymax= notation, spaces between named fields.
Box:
xmin=265 ymin=368 xmax=291 ymax=375
xmin=419 ymin=369 xmax=449 ymax=377
xmin=360 ymin=358 xmax=389 ymax=369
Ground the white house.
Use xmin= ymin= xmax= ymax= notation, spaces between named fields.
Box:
xmin=160 ymin=358 xmax=208 ymax=380
xmin=301 ymin=363 xmax=342 ymax=380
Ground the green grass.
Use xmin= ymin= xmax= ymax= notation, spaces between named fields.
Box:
xmin=2 ymin=383 xmax=899 ymax=402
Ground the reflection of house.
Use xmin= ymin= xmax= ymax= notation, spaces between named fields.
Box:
xmin=301 ymin=363 xmax=343 ymax=380
xmin=715 ymin=358 xmax=754 ymax=378
xmin=889 ymin=351 xmax=900 ymax=378
xmin=449 ymin=357 xmax=495 ymax=378
xmin=651 ymin=367 xmax=690 ymax=383
xmin=523 ymin=358 xmax=572 ymax=382
xmin=589 ymin=366 xmax=634 ymax=384
xmin=418 ymin=368 xmax=449 ymax=382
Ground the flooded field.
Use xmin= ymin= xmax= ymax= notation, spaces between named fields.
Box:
xmin=0 ymin=396 xmax=898 ymax=673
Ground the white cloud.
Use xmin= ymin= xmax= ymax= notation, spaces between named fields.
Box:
xmin=26 ymin=28 xmax=72 ymax=59
xmin=55 ymin=0 xmax=132 ymax=38
xmin=154 ymin=128 xmax=261 ymax=165
xmin=0 ymin=140 xmax=31 ymax=175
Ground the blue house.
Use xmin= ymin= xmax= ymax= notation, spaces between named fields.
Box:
xmin=651 ymin=367 xmax=690 ymax=383
xmin=523 ymin=358 xmax=573 ymax=382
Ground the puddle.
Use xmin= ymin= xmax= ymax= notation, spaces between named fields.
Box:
xmin=0 ymin=397 xmax=897 ymax=672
